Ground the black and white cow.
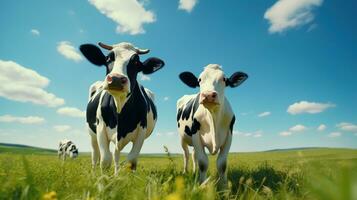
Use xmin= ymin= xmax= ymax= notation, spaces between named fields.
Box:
xmin=176 ymin=64 xmax=248 ymax=184
xmin=58 ymin=139 xmax=78 ymax=160
xmin=79 ymin=42 xmax=164 ymax=174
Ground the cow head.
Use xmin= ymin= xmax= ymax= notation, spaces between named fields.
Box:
xmin=69 ymin=145 xmax=78 ymax=158
xmin=79 ymin=42 xmax=164 ymax=98
xmin=179 ymin=64 xmax=248 ymax=109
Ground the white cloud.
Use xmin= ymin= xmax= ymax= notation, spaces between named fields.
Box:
xmin=57 ymin=107 xmax=85 ymax=118
xmin=289 ymin=124 xmax=307 ymax=132
xmin=0 ymin=60 xmax=65 ymax=107
xmin=156 ymin=131 xmax=176 ymax=136
xmin=163 ymin=96 xmax=169 ymax=101
xmin=178 ymin=0 xmax=198 ymax=13
xmin=57 ymin=41 xmax=83 ymax=62
xmin=287 ymin=101 xmax=335 ymax=115
xmin=336 ymin=122 xmax=357 ymax=132
xmin=89 ymin=0 xmax=156 ymax=35
xmin=279 ymin=131 xmax=292 ymax=136
xmin=139 ymin=74 xmax=151 ymax=81
xmin=30 ymin=29 xmax=40 ymax=36
xmin=0 ymin=115 xmax=44 ymax=124
xmin=258 ymin=111 xmax=271 ymax=117
xmin=264 ymin=0 xmax=323 ymax=33
xmin=317 ymin=124 xmax=326 ymax=131
xmin=234 ymin=130 xmax=263 ymax=138
xmin=54 ymin=125 xmax=71 ymax=132
xmin=328 ymin=132 xmax=341 ymax=138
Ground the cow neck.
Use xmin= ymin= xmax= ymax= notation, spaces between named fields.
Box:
xmin=205 ymin=98 xmax=225 ymax=154
xmin=112 ymin=82 xmax=138 ymax=113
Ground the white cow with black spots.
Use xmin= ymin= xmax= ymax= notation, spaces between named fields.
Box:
xmin=79 ymin=42 xmax=165 ymax=175
xmin=176 ymin=64 xmax=248 ymax=184
xmin=58 ymin=139 xmax=78 ymax=160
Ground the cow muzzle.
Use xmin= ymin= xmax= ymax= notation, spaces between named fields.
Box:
xmin=200 ymin=91 xmax=219 ymax=106
xmin=105 ymin=73 xmax=128 ymax=91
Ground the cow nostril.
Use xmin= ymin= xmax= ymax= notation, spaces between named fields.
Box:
xmin=106 ymin=75 xmax=113 ymax=84
xmin=120 ymin=77 xmax=128 ymax=84
xmin=211 ymin=92 xmax=217 ymax=98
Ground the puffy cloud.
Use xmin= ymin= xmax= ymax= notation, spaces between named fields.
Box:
xmin=264 ymin=0 xmax=323 ymax=33
xmin=328 ymin=132 xmax=341 ymax=138
xmin=89 ymin=0 xmax=156 ymax=35
xmin=258 ymin=111 xmax=271 ymax=117
xmin=279 ymin=131 xmax=292 ymax=136
xmin=317 ymin=124 xmax=326 ymax=131
xmin=233 ymin=130 xmax=263 ymax=138
xmin=156 ymin=131 xmax=176 ymax=136
xmin=280 ymin=124 xmax=307 ymax=136
xmin=336 ymin=122 xmax=357 ymax=132
xmin=178 ymin=0 xmax=198 ymax=13
xmin=30 ymin=29 xmax=40 ymax=36
xmin=54 ymin=125 xmax=71 ymax=132
xmin=163 ymin=96 xmax=169 ymax=101
xmin=139 ymin=74 xmax=151 ymax=81
xmin=0 ymin=60 xmax=65 ymax=107
xmin=0 ymin=115 xmax=44 ymax=124
xmin=287 ymin=101 xmax=335 ymax=115
xmin=57 ymin=41 xmax=83 ymax=62
xmin=57 ymin=107 xmax=85 ymax=118
xmin=289 ymin=124 xmax=307 ymax=132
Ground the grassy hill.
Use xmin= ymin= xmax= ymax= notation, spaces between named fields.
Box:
xmin=0 ymin=143 xmax=56 ymax=154
xmin=0 ymin=143 xmax=356 ymax=199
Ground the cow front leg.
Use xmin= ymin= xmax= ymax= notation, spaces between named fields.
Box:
xmin=192 ymin=133 xmax=209 ymax=184
xmin=181 ymin=140 xmax=189 ymax=173
xmin=90 ymin=135 xmax=100 ymax=169
xmin=192 ymin=149 xmax=197 ymax=173
xmin=216 ymin=133 xmax=232 ymax=186
xmin=97 ymin=124 xmax=112 ymax=171
xmin=113 ymin=147 xmax=120 ymax=175
xmin=127 ymin=130 xmax=145 ymax=170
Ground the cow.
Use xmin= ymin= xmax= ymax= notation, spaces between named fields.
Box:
xmin=176 ymin=64 xmax=248 ymax=184
xmin=58 ymin=139 xmax=78 ymax=160
xmin=79 ymin=42 xmax=165 ymax=174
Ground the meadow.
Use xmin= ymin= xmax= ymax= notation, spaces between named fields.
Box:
xmin=0 ymin=144 xmax=356 ymax=200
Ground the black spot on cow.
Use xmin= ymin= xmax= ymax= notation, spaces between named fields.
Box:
xmin=101 ymin=92 xmax=118 ymax=129
xmin=229 ymin=115 xmax=235 ymax=134
xmin=181 ymin=94 xmax=200 ymax=121
xmin=184 ymin=118 xmax=201 ymax=136
xmin=86 ymin=93 xmax=101 ymax=133
xmin=177 ymin=107 xmax=183 ymax=121
xmin=177 ymin=122 xmax=180 ymax=128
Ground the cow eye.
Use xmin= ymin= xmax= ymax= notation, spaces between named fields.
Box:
xmin=106 ymin=52 xmax=115 ymax=64
xmin=198 ymin=78 xmax=201 ymax=83
xmin=223 ymin=77 xmax=226 ymax=82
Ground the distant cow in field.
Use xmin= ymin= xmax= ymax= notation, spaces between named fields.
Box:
xmin=176 ymin=64 xmax=248 ymax=184
xmin=79 ymin=42 xmax=165 ymax=174
xmin=58 ymin=139 xmax=78 ymax=160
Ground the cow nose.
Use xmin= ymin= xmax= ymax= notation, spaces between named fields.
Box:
xmin=106 ymin=74 xmax=128 ymax=90
xmin=201 ymin=91 xmax=218 ymax=103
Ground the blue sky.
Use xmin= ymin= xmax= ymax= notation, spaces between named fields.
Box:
xmin=0 ymin=0 xmax=356 ymax=153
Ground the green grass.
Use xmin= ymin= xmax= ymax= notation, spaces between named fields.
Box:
xmin=0 ymin=145 xmax=356 ymax=200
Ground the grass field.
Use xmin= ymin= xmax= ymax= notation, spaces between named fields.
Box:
xmin=0 ymin=144 xmax=356 ymax=200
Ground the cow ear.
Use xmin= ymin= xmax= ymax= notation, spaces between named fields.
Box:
xmin=141 ymin=57 xmax=165 ymax=74
xmin=79 ymin=44 xmax=107 ymax=66
xmin=179 ymin=72 xmax=199 ymax=88
xmin=226 ymin=72 xmax=248 ymax=88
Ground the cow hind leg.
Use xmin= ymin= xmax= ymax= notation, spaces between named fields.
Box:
xmin=90 ymin=135 xmax=100 ymax=169
xmin=181 ymin=141 xmax=189 ymax=173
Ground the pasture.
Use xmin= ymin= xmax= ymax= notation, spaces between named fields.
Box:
xmin=0 ymin=144 xmax=356 ymax=200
